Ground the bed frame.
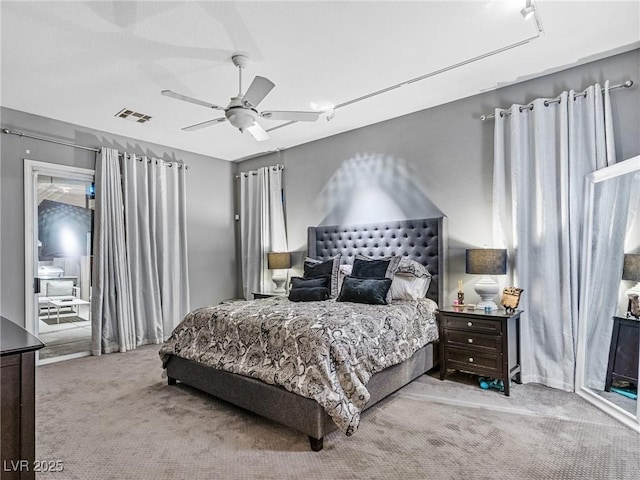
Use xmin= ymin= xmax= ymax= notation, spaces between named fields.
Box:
xmin=165 ymin=216 xmax=448 ymax=451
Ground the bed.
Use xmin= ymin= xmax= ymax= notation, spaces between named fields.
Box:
xmin=160 ymin=216 xmax=447 ymax=451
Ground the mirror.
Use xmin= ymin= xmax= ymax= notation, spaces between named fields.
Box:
xmin=576 ymin=155 xmax=640 ymax=432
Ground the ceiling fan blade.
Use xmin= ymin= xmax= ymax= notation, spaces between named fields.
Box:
xmin=162 ymin=90 xmax=225 ymax=110
xmin=260 ymin=110 xmax=320 ymax=122
xmin=242 ymin=76 xmax=275 ymax=108
xmin=181 ymin=117 xmax=227 ymax=132
xmin=245 ymin=122 xmax=270 ymax=141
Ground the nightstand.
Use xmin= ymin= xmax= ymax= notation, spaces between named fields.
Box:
xmin=604 ymin=316 xmax=639 ymax=392
xmin=253 ymin=291 xmax=287 ymax=299
xmin=438 ymin=308 xmax=522 ymax=396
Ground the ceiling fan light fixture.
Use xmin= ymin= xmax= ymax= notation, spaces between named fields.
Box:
xmin=246 ymin=123 xmax=270 ymax=142
xmin=226 ymin=108 xmax=257 ymax=130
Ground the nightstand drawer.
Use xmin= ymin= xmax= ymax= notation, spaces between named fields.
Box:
xmin=442 ymin=315 xmax=503 ymax=334
xmin=444 ymin=330 xmax=502 ymax=353
xmin=446 ymin=347 xmax=502 ymax=375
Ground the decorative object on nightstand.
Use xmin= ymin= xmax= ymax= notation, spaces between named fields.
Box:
xmin=457 ymin=280 xmax=465 ymax=305
xmin=267 ymin=251 xmax=291 ymax=294
xmin=501 ymin=287 xmax=524 ymax=314
xmin=438 ymin=308 xmax=522 ymax=396
xmin=466 ymin=248 xmax=507 ymax=311
xmin=622 ymin=254 xmax=640 ymax=318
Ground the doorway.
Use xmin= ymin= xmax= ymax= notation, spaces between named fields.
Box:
xmin=24 ymin=160 xmax=95 ymax=364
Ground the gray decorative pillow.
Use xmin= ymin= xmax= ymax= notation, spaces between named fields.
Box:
xmin=288 ymin=287 xmax=330 ymax=302
xmin=304 ymin=254 xmax=342 ymax=297
xmin=396 ymin=256 xmax=432 ymax=279
xmin=354 ymin=254 xmax=402 ymax=278
xmin=353 ymin=254 xmax=401 ymax=302
xmin=337 ymin=277 xmax=392 ymax=305
xmin=290 ymin=276 xmax=330 ymax=290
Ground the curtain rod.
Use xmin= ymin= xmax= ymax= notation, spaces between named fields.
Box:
xmin=235 ymin=164 xmax=284 ymax=179
xmin=3 ymin=128 xmax=100 ymax=152
xmin=480 ymin=80 xmax=634 ymax=121
xmin=2 ymin=128 xmax=188 ymax=169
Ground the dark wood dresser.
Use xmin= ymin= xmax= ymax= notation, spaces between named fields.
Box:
xmin=1 ymin=316 xmax=44 ymax=480
xmin=438 ymin=308 xmax=522 ymax=396
xmin=604 ymin=315 xmax=639 ymax=392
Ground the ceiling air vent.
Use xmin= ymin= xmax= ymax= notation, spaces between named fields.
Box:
xmin=115 ymin=108 xmax=152 ymax=123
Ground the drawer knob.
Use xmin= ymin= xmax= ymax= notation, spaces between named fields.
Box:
xmin=467 ymin=321 xmax=473 ymax=327
xmin=469 ymin=357 xmax=474 ymax=363
xmin=468 ymin=338 xmax=474 ymax=344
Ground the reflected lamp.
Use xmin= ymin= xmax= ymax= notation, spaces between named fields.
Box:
xmin=267 ymin=252 xmax=291 ymax=293
xmin=622 ymin=254 xmax=640 ymax=318
xmin=466 ymin=249 xmax=508 ymax=311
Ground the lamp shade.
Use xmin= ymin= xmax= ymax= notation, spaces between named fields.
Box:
xmin=466 ymin=249 xmax=507 ymax=275
xmin=267 ymin=252 xmax=291 ymax=270
xmin=622 ymin=254 xmax=640 ymax=282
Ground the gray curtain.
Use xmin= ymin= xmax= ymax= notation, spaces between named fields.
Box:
xmin=239 ymin=165 xmax=288 ymax=300
xmin=493 ymin=82 xmax=616 ymax=391
xmin=91 ymin=148 xmax=135 ymax=354
xmin=122 ymin=154 xmax=190 ymax=346
xmin=92 ymin=148 xmax=190 ymax=354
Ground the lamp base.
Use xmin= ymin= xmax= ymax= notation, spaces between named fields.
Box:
xmin=272 ymin=280 xmax=286 ymax=293
xmin=627 ymin=283 xmax=640 ymax=318
xmin=474 ymin=276 xmax=500 ymax=311
xmin=271 ymin=271 xmax=287 ymax=294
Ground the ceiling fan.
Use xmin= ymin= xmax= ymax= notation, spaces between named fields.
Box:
xmin=161 ymin=54 xmax=320 ymax=141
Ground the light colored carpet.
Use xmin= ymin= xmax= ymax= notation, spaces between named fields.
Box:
xmin=36 ymin=345 xmax=639 ymax=480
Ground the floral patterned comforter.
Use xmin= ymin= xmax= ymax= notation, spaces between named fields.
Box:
xmin=159 ymin=296 xmax=439 ymax=435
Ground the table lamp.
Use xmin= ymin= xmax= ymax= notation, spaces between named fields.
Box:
xmin=622 ymin=253 xmax=640 ymax=318
xmin=466 ymin=248 xmax=508 ymax=311
xmin=267 ymin=252 xmax=291 ymax=293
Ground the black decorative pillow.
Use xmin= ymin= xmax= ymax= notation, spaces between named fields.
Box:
xmin=288 ymin=287 xmax=330 ymax=302
xmin=290 ymin=276 xmax=329 ymax=290
xmin=337 ymin=277 xmax=392 ymax=305
xmin=353 ymin=254 xmax=402 ymax=278
xmin=304 ymin=254 xmax=341 ymax=297
xmin=352 ymin=254 xmax=401 ymax=302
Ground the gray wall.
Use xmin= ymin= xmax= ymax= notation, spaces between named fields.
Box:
xmin=236 ymin=49 xmax=640 ymax=305
xmin=1 ymin=107 xmax=236 ymax=327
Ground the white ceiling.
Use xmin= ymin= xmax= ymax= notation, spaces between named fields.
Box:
xmin=1 ymin=1 xmax=639 ymax=162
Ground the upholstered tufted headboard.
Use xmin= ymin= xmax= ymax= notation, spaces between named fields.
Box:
xmin=307 ymin=217 xmax=447 ymax=306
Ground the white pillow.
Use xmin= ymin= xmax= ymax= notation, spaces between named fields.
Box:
xmin=390 ymin=274 xmax=431 ymax=301
xmin=337 ymin=264 xmax=353 ymax=292
xmin=340 ymin=264 xmax=353 ymax=276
